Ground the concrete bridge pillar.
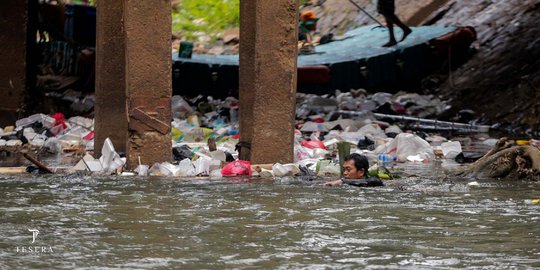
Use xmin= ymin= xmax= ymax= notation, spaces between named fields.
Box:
xmin=239 ymin=0 xmax=298 ymax=164
xmin=0 ymin=0 xmax=31 ymax=127
xmin=95 ymin=0 xmax=172 ymax=168
xmin=95 ymin=0 xmax=127 ymax=156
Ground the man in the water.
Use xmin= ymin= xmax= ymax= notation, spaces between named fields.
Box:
xmin=321 ymin=153 xmax=384 ymax=187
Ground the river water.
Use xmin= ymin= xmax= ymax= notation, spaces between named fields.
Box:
xmin=1 ymin=162 xmax=539 ymax=269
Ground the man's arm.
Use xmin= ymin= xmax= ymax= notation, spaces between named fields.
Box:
xmin=342 ymin=178 xmax=384 ymax=187
xmin=320 ymin=179 xmax=343 ymax=186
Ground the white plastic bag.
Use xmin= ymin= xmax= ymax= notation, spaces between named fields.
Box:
xmin=178 ymin=158 xmax=196 ymax=177
xmin=171 ymin=95 xmax=194 ymax=119
xmin=159 ymin=162 xmax=180 ymax=176
xmin=375 ymin=133 xmax=434 ymax=162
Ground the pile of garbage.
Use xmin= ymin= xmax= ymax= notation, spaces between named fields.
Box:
xmin=0 ymin=90 xmax=505 ymax=178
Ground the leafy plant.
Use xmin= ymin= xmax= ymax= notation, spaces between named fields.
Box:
xmin=172 ymin=0 xmax=240 ymax=43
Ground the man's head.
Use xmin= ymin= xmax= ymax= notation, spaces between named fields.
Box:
xmin=342 ymin=153 xmax=369 ymax=179
xmin=300 ymin=10 xmax=319 ymax=31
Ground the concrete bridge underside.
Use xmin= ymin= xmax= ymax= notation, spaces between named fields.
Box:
xmin=0 ymin=0 xmax=298 ymax=168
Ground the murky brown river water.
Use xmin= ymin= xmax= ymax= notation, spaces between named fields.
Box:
xmin=1 ymin=162 xmax=539 ymax=269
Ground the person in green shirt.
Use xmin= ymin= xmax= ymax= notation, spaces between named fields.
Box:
xmin=298 ymin=10 xmax=319 ymax=55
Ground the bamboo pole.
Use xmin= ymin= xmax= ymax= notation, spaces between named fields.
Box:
xmin=22 ymin=153 xmax=53 ymax=173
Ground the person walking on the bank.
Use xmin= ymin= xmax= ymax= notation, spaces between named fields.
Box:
xmin=377 ymin=0 xmax=412 ymax=47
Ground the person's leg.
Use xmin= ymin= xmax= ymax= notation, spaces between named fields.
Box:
xmin=382 ymin=14 xmax=397 ymax=47
xmin=387 ymin=13 xmax=412 ymax=42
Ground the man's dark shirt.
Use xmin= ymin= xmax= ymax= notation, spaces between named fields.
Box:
xmin=342 ymin=177 xmax=384 ymax=187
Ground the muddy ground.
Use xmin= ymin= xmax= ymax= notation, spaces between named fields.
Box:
xmin=431 ymin=0 xmax=540 ymax=135
xmin=303 ymin=0 xmax=540 ymax=135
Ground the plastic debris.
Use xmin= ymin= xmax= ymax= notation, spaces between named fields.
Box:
xmin=441 ymin=141 xmax=462 ymax=159
xmin=221 ymin=160 xmax=251 ymax=176
xmin=178 ymin=159 xmax=197 ymax=177
xmin=2 ymin=88 xmax=500 ymax=178
xmin=375 ymin=133 xmax=434 ymax=162
xmin=98 ymin=138 xmax=126 ymax=174
xmin=272 ymin=163 xmax=301 ymax=177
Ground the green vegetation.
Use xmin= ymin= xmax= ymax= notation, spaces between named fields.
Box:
xmin=66 ymin=0 xmax=311 ymax=44
xmin=172 ymin=0 xmax=240 ymax=42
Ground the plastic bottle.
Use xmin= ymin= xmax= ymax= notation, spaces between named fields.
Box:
xmin=378 ymin=154 xmax=390 ymax=167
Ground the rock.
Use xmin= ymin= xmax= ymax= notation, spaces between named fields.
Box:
xmin=222 ymin=28 xmax=240 ymax=44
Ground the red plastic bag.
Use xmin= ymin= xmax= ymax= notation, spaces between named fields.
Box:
xmin=83 ymin=131 xmax=94 ymax=140
xmin=301 ymin=140 xmax=327 ymax=150
xmin=50 ymin=112 xmax=68 ymax=135
xmin=221 ymin=160 xmax=252 ymax=176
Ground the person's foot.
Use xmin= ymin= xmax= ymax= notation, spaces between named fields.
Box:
xmin=400 ymin=28 xmax=412 ymax=42
xmin=382 ymin=40 xmax=397 ymax=47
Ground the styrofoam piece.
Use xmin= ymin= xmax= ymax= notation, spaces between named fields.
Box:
xmin=272 ymin=163 xmax=301 ymax=177
xmin=82 ymin=153 xmax=94 ymax=161
xmin=311 ymin=148 xmax=329 ymax=159
xmin=44 ymin=137 xmax=60 ymax=153
xmin=135 ymin=164 xmax=149 ymax=176
xmin=441 ymin=141 xmax=462 ymax=159
xmin=68 ymin=116 xmax=94 ymax=129
xmin=85 ymin=140 xmax=94 ymax=151
xmin=209 ymin=150 xmax=226 ymax=162
xmin=323 ymin=138 xmax=340 ymax=148
xmin=98 ymin=138 xmax=125 ymax=174
xmin=259 ymin=169 xmax=274 ymax=178
xmin=209 ymin=159 xmax=221 ymax=172
xmin=15 ymin=113 xmax=56 ymax=129
xmin=317 ymin=161 xmax=340 ymax=176
xmin=358 ymin=124 xmax=386 ymax=139
xmin=15 ymin=114 xmax=44 ymax=128
xmin=337 ymin=131 xmax=365 ymax=144
xmin=84 ymin=160 xmax=103 ymax=172
xmin=30 ymin=138 xmax=46 ymax=147
xmin=148 ymin=163 xmax=165 ymax=176
xmin=323 ymin=119 xmax=362 ymax=132
xmin=6 ymin=140 xmax=23 ymax=146
xmin=159 ymin=162 xmax=180 ymax=176
xmin=209 ymin=169 xmax=222 ymax=179
xmin=72 ymin=159 xmax=89 ymax=171
xmin=406 ymin=155 xmax=424 ymax=162
xmin=42 ymin=115 xmax=56 ymax=128
xmin=178 ymin=158 xmax=196 ymax=177
xmin=385 ymin=125 xmax=403 ymax=134
xmin=194 ymin=157 xmax=211 ymax=176
xmin=23 ymin=127 xmax=37 ymax=141
xmin=483 ymin=139 xmax=499 ymax=147
xmin=301 ymin=121 xmax=329 ymax=132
